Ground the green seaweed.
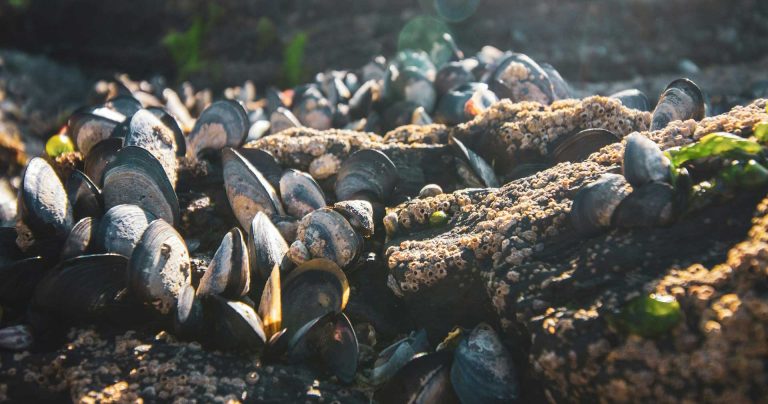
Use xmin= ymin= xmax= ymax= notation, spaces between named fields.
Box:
xmin=162 ymin=4 xmax=222 ymax=80
xmin=665 ymin=132 xmax=763 ymax=168
xmin=281 ymin=32 xmax=308 ymax=88
xmin=610 ymin=294 xmax=682 ymax=338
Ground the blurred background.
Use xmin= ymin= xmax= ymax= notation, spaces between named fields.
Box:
xmin=0 ymin=0 xmax=766 ymax=141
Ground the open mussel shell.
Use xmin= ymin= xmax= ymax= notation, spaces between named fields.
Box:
xmin=19 ymin=157 xmax=73 ymax=240
xmin=490 ymin=53 xmax=555 ymax=105
xmin=281 ymin=258 xmax=349 ymax=341
xmin=173 ymin=283 xmax=205 ymax=340
xmin=198 ymin=227 xmax=250 ymax=299
xmin=84 ymin=138 xmax=123 ymax=187
xmin=292 ymin=87 xmax=333 ymax=130
xmin=65 ymin=170 xmax=102 ymax=221
xmin=372 ymin=329 xmax=431 ymax=386
xmin=61 ymin=217 xmax=100 ymax=261
xmin=335 ymin=149 xmax=398 ymax=203
xmin=187 ymin=100 xmax=249 ymax=158
xmin=237 ymin=148 xmax=283 ymax=191
xmin=270 ymin=107 xmax=302 ymax=135
xmin=450 ymin=323 xmax=519 ymax=404
xmin=609 ymin=89 xmax=650 ymax=112
xmin=571 ymin=173 xmax=630 ymax=236
xmin=68 ymin=105 xmax=125 ymax=155
xmin=222 ymin=147 xmax=285 ymax=230
xmin=375 ymin=350 xmax=459 ymax=404
xmin=286 ymin=312 xmax=359 ymax=384
xmin=34 ymin=253 xmax=136 ymax=324
xmin=248 ymin=212 xmax=290 ymax=281
xmin=612 ymin=182 xmax=676 ymax=228
xmin=123 ymin=109 xmax=179 ymax=186
xmin=0 ymin=256 xmax=49 ymax=310
xmin=97 ymin=204 xmax=156 ymax=258
xmin=206 ymin=294 xmax=266 ymax=351
xmin=451 ymin=136 xmax=499 ymax=188
xmin=551 ymin=128 xmax=622 ymax=164
xmin=333 ymin=200 xmax=374 ymax=238
xmin=280 ymin=169 xmax=326 ymax=218
xmin=102 ymin=146 xmax=180 ymax=226
xmin=296 ymin=208 xmax=362 ymax=270
xmin=650 ymin=78 xmax=705 ymax=131
xmin=147 ymin=106 xmax=186 ymax=157
xmin=128 ymin=219 xmax=191 ymax=315
xmin=622 ymin=132 xmax=671 ymax=187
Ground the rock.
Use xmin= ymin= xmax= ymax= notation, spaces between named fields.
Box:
xmin=383 ymin=99 xmax=768 ymax=400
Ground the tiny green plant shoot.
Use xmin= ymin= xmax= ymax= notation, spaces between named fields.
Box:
xmin=281 ymin=32 xmax=308 ymax=88
xmin=162 ymin=4 xmax=222 ymax=80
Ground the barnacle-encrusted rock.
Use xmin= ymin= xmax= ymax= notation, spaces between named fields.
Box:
xmin=384 ymin=99 xmax=768 ymax=401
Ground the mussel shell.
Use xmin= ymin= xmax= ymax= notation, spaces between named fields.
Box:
xmin=540 ymin=63 xmax=571 ymax=100
xmin=270 ymin=107 xmax=302 ymax=135
xmin=68 ymin=106 xmax=124 ymax=155
xmin=271 ymin=214 xmax=299 ymax=244
xmin=296 ymin=208 xmax=362 ymax=269
xmin=0 ymin=256 xmax=49 ymax=309
xmin=222 ymin=147 xmax=285 ymax=230
xmin=332 ymin=200 xmax=374 ymax=238
xmin=187 ymin=100 xmax=249 ymax=158
xmin=609 ymin=89 xmax=650 ymax=112
xmin=34 ymin=253 xmax=135 ymax=324
xmin=551 ymin=128 xmax=622 ymax=164
xmin=174 ymin=283 xmax=205 ymax=340
xmin=450 ymin=324 xmax=518 ymax=404
xmin=622 ymin=132 xmax=671 ymax=187
xmin=611 ymin=182 xmax=676 ymax=228
xmin=490 ymin=53 xmax=555 ymax=104
xmin=198 ymin=228 xmax=250 ymax=299
xmin=650 ymin=78 xmax=705 ymax=131
xmin=435 ymin=83 xmax=497 ymax=125
xmin=105 ymin=95 xmax=142 ymax=117
xmin=451 ymin=136 xmax=499 ymax=188
xmin=102 ymin=146 xmax=180 ymax=227
xmin=335 ymin=149 xmax=398 ymax=203
xmin=374 ymin=350 xmax=459 ymax=404
xmin=245 ymin=120 xmax=271 ymax=143
xmin=61 ymin=217 xmax=100 ymax=261
xmin=147 ymin=106 xmax=186 ymax=157
xmin=348 ymin=80 xmax=380 ymax=120
xmin=84 ymin=138 xmax=123 ymax=187
xmin=286 ymin=312 xmax=359 ymax=384
xmin=372 ymin=329 xmax=431 ymax=386
xmin=281 ymin=258 xmax=349 ymax=341
xmin=435 ymin=61 xmax=476 ymax=96
xmin=206 ymin=294 xmax=266 ymax=351
xmin=280 ymin=169 xmax=327 ymax=218
xmin=570 ymin=173 xmax=630 ymax=236
xmin=382 ymin=101 xmax=431 ymax=132
xmin=19 ymin=157 xmax=73 ymax=239
xmin=97 ymin=204 xmax=156 ymax=258
xmin=394 ymin=68 xmax=437 ymax=112
xmin=123 ymin=109 xmax=179 ymax=186
xmin=248 ymin=212 xmax=290 ymax=281
xmin=237 ymin=148 xmax=283 ymax=191
xmin=288 ymin=239 xmax=312 ymax=265
xmin=292 ymin=87 xmax=333 ymax=130
xmin=128 ymin=219 xmax=191 ymax=315
xmin=394 ymin=50 xmax=437 ymax=81
xmin=65 ymin=170 xmax=103 ymax=220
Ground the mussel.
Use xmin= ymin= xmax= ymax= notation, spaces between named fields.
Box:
xmin=611 ymin=182 xmax=676 ymax=228
xmin=65 ymin=170 xmax=103 ymax=220
xmin=128 ymin=219 xmax=191 ymax=315
xmin=97 ymin=204 xmax=156 ymax=258
xmin=270 ymin=107 xmax=302 ymax=134
xmin=570 ymin=173 xmax=631 ymax=236
xmin=286 ymin=311 xmax=359 ymax=383
xmin=375 ymin=350 xmax=459 ymax=404
xmin=248 ymin=212 xmax=290 ymax=281
xmin=187 ymin=100 xmax=249 ymax=158
xmin=294 ymin=208 xmax=362 ymax=269
xmin=102 ymin=146 xmax=180 ymax=226
xmin=197 ymin=228 xmax=250 ymax=299
xmin=551 ymin=128 xmax=622 ymax=164
xmin=60 ymin=217 xmax=99 ymax=260
xmin=83 ymin=138 xmax=123 ymax=187
xmin=609 ymin=89 xmax=650 ymax=112
xmin=622 ymin=132 xmax=671 ymax=187
xmin=451 ymin=136 xmax=499 ymax=188
xmin=650 ymin=78 xmax=705 ymax=131
xmin=335 ymin=149 xmax=398 ymax=203
xmin=68 ymin=105 xmax=125 ymax=155
xmin=333 ymin=200 xmax=375 ymax=238
xmin=123 ymin=109 xmax=179 ymax=186
xmin=279 ymin=169 xmax=326 ymax=218
xmin=18 ymin=157 xmax=73 ymax=241
xmin=222 ymin=147 xmax=285 ymax=230
xmin=490 ymin=53 xmax=555 ymax=105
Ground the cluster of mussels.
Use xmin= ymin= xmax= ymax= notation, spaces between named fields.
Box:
xmin=571 ymin=78 xmax=706 ymax=234
xmin=0 ymin=35 xmax=719 ymax=401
